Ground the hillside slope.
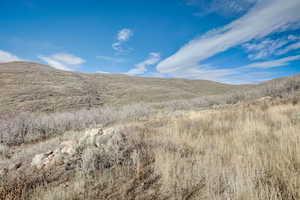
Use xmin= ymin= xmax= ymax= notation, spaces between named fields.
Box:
xmin=0 ymin=62 xmax=247 ymax=114
xmin=1 ymin=97 xmax=300 ymax=200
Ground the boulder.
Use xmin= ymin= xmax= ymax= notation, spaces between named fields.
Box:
xmin=31 ymin=148 xmax=67 ymax=169
xmin=31 ymin=127 xmax=132 ymax=171
xmin=61 ymin=141 xmax=77 ymax=155
xmin=31 ymin=153 xmax=49 ymax=169
xmin=79 ymin=127 xmax=131 ymax=169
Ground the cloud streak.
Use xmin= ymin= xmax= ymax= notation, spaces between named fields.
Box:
xmin=243 ymin=35 xmax=300 ymax=59
xmin=157 ymin=0 xmax=300 ymax=80
xmin=238 ymin=55 xmax=300 ymax=69
xmin=127 ymin=52 xmax=161 ymax=75
xmin=51 ymin=53 xmax=85 ymax=65
xmin=38 ymin=53 xmax=85 ymax=71
xmin=187 ymin=0 xmax=257 ymax=17
xmin=276 ymin=41 xmax=300 ymax=56
xmin=0 ymin=50 xmax=21 ymax=63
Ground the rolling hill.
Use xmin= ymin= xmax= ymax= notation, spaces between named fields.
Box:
xmin=0 ymin=61 xmax=249 ymax=114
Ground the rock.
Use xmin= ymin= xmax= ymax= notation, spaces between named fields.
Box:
xmin=61 ymin=141 xmax=77 ymax=155
xmin=31 ymin=153 xmax=48 ymax=169
xmin=31 ymin=127 xmax=132 ymax=171
xmin=79 ymin=127 xmax=125 ymax=148
xmin=31 ymin=150 xmax=64 ymax=169
xmin=80 ymin=127 xmax=131 ymax=169
xmin=79 ymin=128 xmax=102 ymax=147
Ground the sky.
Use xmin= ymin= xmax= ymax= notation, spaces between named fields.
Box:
xmin=0 ymin=0 xmax=300 ymax=84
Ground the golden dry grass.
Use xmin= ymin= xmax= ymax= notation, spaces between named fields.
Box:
xmin=0 ymin=61 xmax=241 ymax=114
xmin=148 ymin=101 xmax=300 ymax=199
xmin=2 ymin=98 xmax=300 ymax=200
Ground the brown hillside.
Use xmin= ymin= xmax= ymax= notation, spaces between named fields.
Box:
xmin=0 ymin=61 xmax=248 ymax=114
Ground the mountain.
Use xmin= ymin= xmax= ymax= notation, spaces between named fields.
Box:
xmin=0 ymin=61 xmax=249 ymax=114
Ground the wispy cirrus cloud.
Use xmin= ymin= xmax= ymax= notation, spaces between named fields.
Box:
xmin=163 ymin=55 xmax=300 ymax=84
xmin=242 ymin=35 xmax=300 ymax=60
xmin=127 ymin=52 xmax=161 ymax=76
xmin=0 ymin=50 xmax=21 ymax=63
xmin=243 ymin=38 xmax=290 ymax=60
xmin=275 ymin=41 xmax=300 ymax=56
xmin=238 ymin=55 xmax=300 ymax=70
xmin=157 ymin=0 xmax=300 ymax=83
xmin=112 ymin=28 xmax=133 ymax=54
xmin=38 ymin=53 xmax=85 ymax=71
xmin=186 ymin=0 xmax=257 ymax=17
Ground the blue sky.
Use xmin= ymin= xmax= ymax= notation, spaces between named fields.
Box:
xmin=0 ymin=0 xmax=300 ymax=84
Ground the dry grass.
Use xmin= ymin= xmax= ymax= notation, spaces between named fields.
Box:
xmin=2 ymin=62 xmax=300 ymax=199
xmin=1 ymin=99 xmax=300 ymax=200
xmin=1 ymin=62 xmax=300 ymax=146
xmin=0 ymin=61 xmax=241 ymax=114
xmin=148 ymin=101 xmax=300 ymax=199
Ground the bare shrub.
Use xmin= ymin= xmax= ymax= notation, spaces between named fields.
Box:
xmin=1 ymin=75 xmax=300 ymax=146
xmin=0 ymin=103 xmax=155 ymax=145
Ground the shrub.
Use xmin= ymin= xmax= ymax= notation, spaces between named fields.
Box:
xmin=1 ymin=74 xmax=300 ymax=145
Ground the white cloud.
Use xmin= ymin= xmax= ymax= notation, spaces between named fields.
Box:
xmin=117 ymin=29 xmax=133 ymax=42
xmin=38 ymin=53 xmax=85 ymax=71
xmin=157 ymin=0 xmax=300 ymax=82
xmin=243 ymin=35 xmax=300 ymax=59
xmin=112 ymin=28 xmax=133 ymax=54
xmin=155 ymin=55 xmax=300 ymax=84
xmin=0 ymin=50 xmax=21 ymax=63
xmin=51 ymin=53 xmax=85 ymax=65
xmin=243 ymin=38 xmax=290 ymax=60
xmin=96 ymin=55 xmax=127 ymax=63
xmin=276 ymin=41 xmax=300 ymax=56
xmin=96 ymin=70 xmax=110 ymax=74
xmin=187 ymin=0 xmax=257 ymax=17
xmin=288 ymin=35 xmax=300 ymax=41
xmin=238 ymin=55 xmax=300 ymax=69
xmin=127 ymin=52 xmax=161 ymax=76
xmin=112 ymin=42 xmax=123 ymax=52
xmin=38 ymin=56 xmax=70 ymax=70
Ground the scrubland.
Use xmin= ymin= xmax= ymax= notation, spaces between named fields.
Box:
xmin=2 ymin=97 xmax=300 ymax=200
xmin=1 ymin=73 xmax=299 ymax=146
xmin=1 ymin=71 xmax=300 ymax=199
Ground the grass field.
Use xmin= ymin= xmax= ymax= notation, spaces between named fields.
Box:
xmin=1 ymin=97 xmax=300 ymax=200
xmin=1 ymin=62 xmax=300 ymax=200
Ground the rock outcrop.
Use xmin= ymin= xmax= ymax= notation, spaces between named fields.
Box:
xmin=31 ymin=127 xmax=131 ymax=171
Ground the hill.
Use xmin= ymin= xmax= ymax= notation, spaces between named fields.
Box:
xmin=0 ymin=61 xmax=248 ymax=114
xmin=1 ymin=62 xmax=300 ymax=199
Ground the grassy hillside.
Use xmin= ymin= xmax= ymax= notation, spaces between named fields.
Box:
xmin=0 ymin=62 xmax=247 ymax=114
xmin=1 ymin=96 xmax=300 ymax=200
xmin=1 ymin=63 xmax=300 ymax=199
